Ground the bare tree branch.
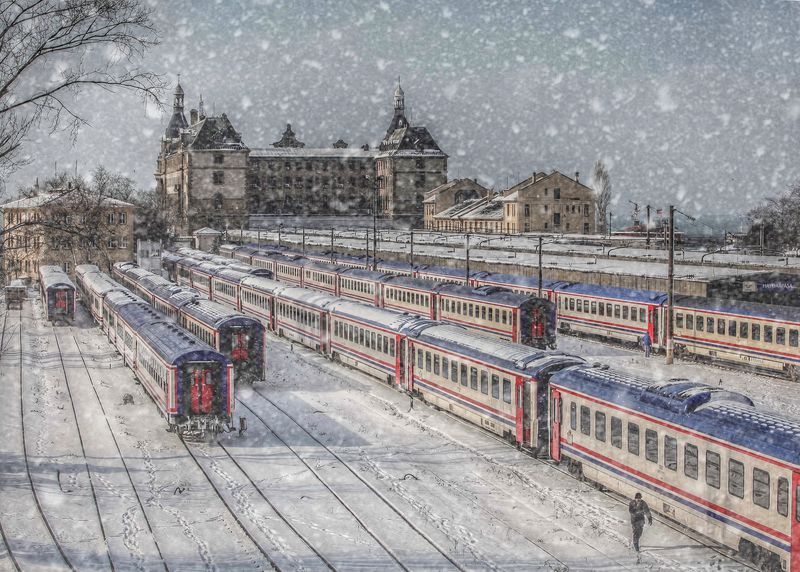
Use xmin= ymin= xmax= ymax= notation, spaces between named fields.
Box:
xmin=592 ymin=159 xmax=613 ymax=234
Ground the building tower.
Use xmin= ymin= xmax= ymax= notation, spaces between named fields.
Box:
xmin=385 ymin=80 xmax=409 ymax=136
xmin=165 ymin=80 xmax=188 ymax=139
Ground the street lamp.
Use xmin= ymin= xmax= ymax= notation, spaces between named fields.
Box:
xmin=278 ymin=223 xmax=283 ymax=248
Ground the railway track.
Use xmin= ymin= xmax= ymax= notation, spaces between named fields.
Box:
xmin=6 ymin=306 xmax=75 ymax=570
xmin=240 ymin=390 xmax=468 ymax=572
xmin=55 ymin=325 xmax=170 ymax=571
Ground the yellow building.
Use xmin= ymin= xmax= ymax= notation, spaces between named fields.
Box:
xmin=1 ymin=190 xmax=136 ymax=281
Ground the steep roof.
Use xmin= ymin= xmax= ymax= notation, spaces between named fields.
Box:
xmin=378 ymin=125 xmax=447 ymax=158
xmin=1 ymin=192 xmax=134 ymax=209
xmin=188 ymin=114 xmax=246 ymax=150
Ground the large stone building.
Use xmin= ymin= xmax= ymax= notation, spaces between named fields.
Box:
xmin=155 ymin=81 xmax=447 ymax=235
xmin=1 ymin=190 xmax=136 ymax=281
xmin=424 ymin=171 xmax=597 ymax=235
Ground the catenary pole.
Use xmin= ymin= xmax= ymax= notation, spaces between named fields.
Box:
xmin=666 ymin=205 xmax=675 ymax=365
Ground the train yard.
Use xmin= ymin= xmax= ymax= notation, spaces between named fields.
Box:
xmin=0 ymin=290 xmax=756 ymax=571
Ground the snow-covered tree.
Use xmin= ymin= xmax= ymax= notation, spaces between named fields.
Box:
xmin=0 ymin=0 xmax=164 ymax=177
xmin=591 ymin=160 xmax=612 ymax=234
xmin=746 ymin=184 xmax=800 ymax=252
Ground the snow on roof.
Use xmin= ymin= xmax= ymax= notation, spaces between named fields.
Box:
xmin=250 ymin=147 xmax=375 ymax=159
xmin=1 ymin=192 xmax=134 ymax=209
xmin=193 ymin=227 xmax=222 ymax=235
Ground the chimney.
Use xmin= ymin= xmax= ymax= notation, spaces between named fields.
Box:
xmin=190 ymin=108 xmax=198 ymax=124
xmin=575 ymin=171 xmax=580 ymax=183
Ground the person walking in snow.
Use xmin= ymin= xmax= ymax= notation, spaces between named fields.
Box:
xmin=641 ymin=332 xmax=652 ymax=358
xmin=629 ymin=492 xmax=653 ymax=553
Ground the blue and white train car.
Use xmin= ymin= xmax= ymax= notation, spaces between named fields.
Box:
xmin=75 ymin=266 xmax=126 ymax=327
xmin=273 ymin=287 xmax=338 ymax=353
xmin=405 ymin=322 xmax=583 ymax=452
xmin=39 ymin=265 xmax=76 ymax=323
xmin=471 ymin=271 xmax=569 ymax=301
xmin=549 ymin=367 xmax=800 ymax=572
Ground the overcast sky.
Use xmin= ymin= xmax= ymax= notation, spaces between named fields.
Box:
xmin=8 ymin=0 xmax=800 ymax=228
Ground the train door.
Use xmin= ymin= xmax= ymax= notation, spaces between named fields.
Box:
xmin=397 ymin=336 xmax=405 ymax=388
xmin=793 ymin=471 xmax=800 ymax=572
xmin=55 ymin=290 xmax=68 ymax=316
xmin=550 ymin=389 xmax=562 ymax=461
xmin=515 ymin=378 xmax=532 ymax=446
xmin=531 ymin=307 xmax=545 ymax=346
xmin=182 ymin=363 xmax=219 ymax=415
xmin=319 ymin=313 xmax=328 ymax=354
xmin=649 ymin=306 xmax=659 ymax=346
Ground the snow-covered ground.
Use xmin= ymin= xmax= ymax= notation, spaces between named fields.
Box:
xmin=0 ymin=293 xmax=762 ymax=571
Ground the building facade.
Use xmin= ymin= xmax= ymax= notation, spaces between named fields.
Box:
xmin=1 ymin=191 xmax=136 ymax=281
xmin=424 ymin=171 xmax=597 ymax=235
xmin=155 ymin=81 xmax=447 ymax=235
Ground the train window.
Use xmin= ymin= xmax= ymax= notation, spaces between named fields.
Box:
xmin=425 ymin=352 xmax=432 ymax=372
xmin=753 ymin=468 xmax=770 ymax=509
xmin=752 ymin=324 xmax=760 ymax=341
xmin=716 ymin=319 xmax=724 ymax=335
xmin=478 ymin=306 xmax=484 ymax=320
xmin=791 ymin=329 xmax=800 ymax=347
xmin=417 ymin=348 xmax=423 ymax=368
xmin=728 ymin=320 xmax=737 ymax=337
xmin=580 ymin=406 xmax=591 ymax=436
xmin=359 ymin=329 xmax=365 ymax=345
xmin=645 ymin=429 xmax=658 ymax=463
xmin=456 ymin=301 xmax=462 ymax=314
xmin=739 ymin=322 xmax=748 ymax=339
xmin=376 ymin=332 xmax=382 ymax=350
xmin=569 ymin=298 xmax=575 ymax=311
xmin=491 ymin=375 xmax=500 ymax=399
xmin=627 ymin=423 xmax=640 ymax=455
xmin=461 ymin=364 xmax=468 ymax=386
xmin=684 ymin=444 xmax=698 ymax=479
xmin=595 ymin=411 xmax=606 ymax=442
xmin=470 ymin=367 xmax=478 ymax=390
xmin=371 ymin=332 xmax=376 ymax=349
xmin=777 ymin=327 xmax=786 ymax=345
xmin=622 ymin=306 xmax=628 ymax=320
xmin=610 ymin=417 xmax=622 ymax=448
xmin=469 ymin=304 xmax=474 ymax=317
xmin=480 ymin=371 xmax=488 ymax=394
xmin=598 ymin=303 xmax=604 ymax=316
xmin=488 ymin=307 xmax=493 ymax=321
xmin=704 ymin=317 xmax=712 ymax=333
xmin=502 ymin=310 xmax=508 ymax=324
xmin=777 ymin=478 xmax=789 ymax=516
xmin=664 ymin=436 xmax=677 ymax=471
xmin=591 ymin=301 xmax=597 ymax=314
xmin=570 ymin=402 xmax=577 ymax=430
xmin=576 ymin=299 xmax=582 ymax=312
xmin=685 ymin=314 xmax=693 ymax=329
xmin=764 ymin=325 xmax=773 ymax=344
xmin=614 ymin=305 xmax=620 ymax=318
xmin=390 ymin=339 xmax=395 ymax=357
xmin=706 ymin=451 xmax=721 ymax=489
xmin=451 ymin=361 xmax=458 ymax=382
xmin=675 ymin=314 xmax=683 ymax=329
xmin=503 ymin=378 xmax=512 ymax=403
xmin=728 ymin=459 xmax=744 ymax=498
xmin=639 ymin=308 xmax=646 ymax=322
xmin=433 ymin=355 xmax=440 ymax=375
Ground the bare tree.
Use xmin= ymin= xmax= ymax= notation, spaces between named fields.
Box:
xmin=591 ymin=160 xmax=612 ymax=234
xmin=746 ymin=184 xmax=800 ymax=252
xmin=0 ymin=0 xmax=164 ymax=177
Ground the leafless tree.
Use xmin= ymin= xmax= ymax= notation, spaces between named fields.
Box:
xmin=746 ymin=184 xmax=800 ymax=251
xmin=591 ymin=160 xmax=612 ymax=234
xmin=0 ymin=0 xmax=164 ymax=177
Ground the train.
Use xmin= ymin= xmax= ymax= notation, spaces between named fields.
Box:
xmin=162 ymin=248 xmax=800 ymax=570
xmin=110 ymin=262 xmax=266 ymax=384
xmin=38 ymin=265 xmax=76 ymax=323
xmin=210 ymin=244 xmax=800 ymax=382
xmin=167 ymin=247 xmax=557 ymax=350
xmin=74 ymin=267 xmax=234 ymax=436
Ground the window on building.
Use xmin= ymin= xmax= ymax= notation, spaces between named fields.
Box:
xmin=213 ymin=171 xmax=225 ymax=185
xmin=524 ymin=204 xmax=530 ymax=217
xmin=214 ymin=153 xmax=224 ymax=164
xmin=118 ymin=212 xmax=127 ymax=225
xmin=553 ymin=188 xmax=561 ymax=200
xmin=553 ymin=213 xmax=561 ymax=226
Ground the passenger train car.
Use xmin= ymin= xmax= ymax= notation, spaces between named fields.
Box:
xmin=170 ymin=244 xmax=800 ymax=569
xmin=38 ymin=265 xmax=76 ymax=323
xmin=549 ymin=366 xmax=800 ymax=572
xmin=112 ymin=262 xmax=267 ymax=384
xmin=77 ymin=271 xmax=234 ymax=436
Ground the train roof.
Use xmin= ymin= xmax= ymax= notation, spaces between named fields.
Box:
xmin=555 ymin=282 xmax=668 ymax=305
xmin=162 ymin=287 xmax=202 ymax=307
xmin=472 ymin=271 xmax=570 ymax=290
xmin=113 ymin=261 xmax=137 ymax=273
xmin=303 ymin=261 xmax=345 ymax=273
xmin=104 ymin=289 xmax=148 ymax=312
xmin=180 ymin=298 xmax=262 ymax=329
xmin=339 ymin=267 xmax=392 ymax=281
xmin=376 ymin=260 xmax=414 ymax=273
xmin=329 ymin=300 xmax=423 ymax=331
xmin=550 ymin=366 xmax=800 ymax=466
xmin=437 ymin=283 xmax=532 ymax=306
xmin=407 ymin=322 xmax=583 ymax=374
xmin=226 ymin=263 xmax=271 ymax=276
xmin=139 ymin=320 xmax=229 ymax=366
xmin=675 ymin=295 xmax=800 ymax=323
xmin=381 ymin=275 xmax=445 ymax=292
xmin=240 ymin=275 xmax=287 ymax=295
xmin=215 ymin=268 xmax=252 ymax=283
xmin=39 ymin=266 xmax=76 ymax=290
xmin=117 ymin=298 xmax=166 ymax=329
xmin=277 ymin=286 xmax=339 ymax=309
xmin=416 ymin=265 xmax=469 ymax=279
xmin=124 ymin=266 xmax=154 ymax=283
xmin=81 ymin=270 xmax=124 ymax=296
